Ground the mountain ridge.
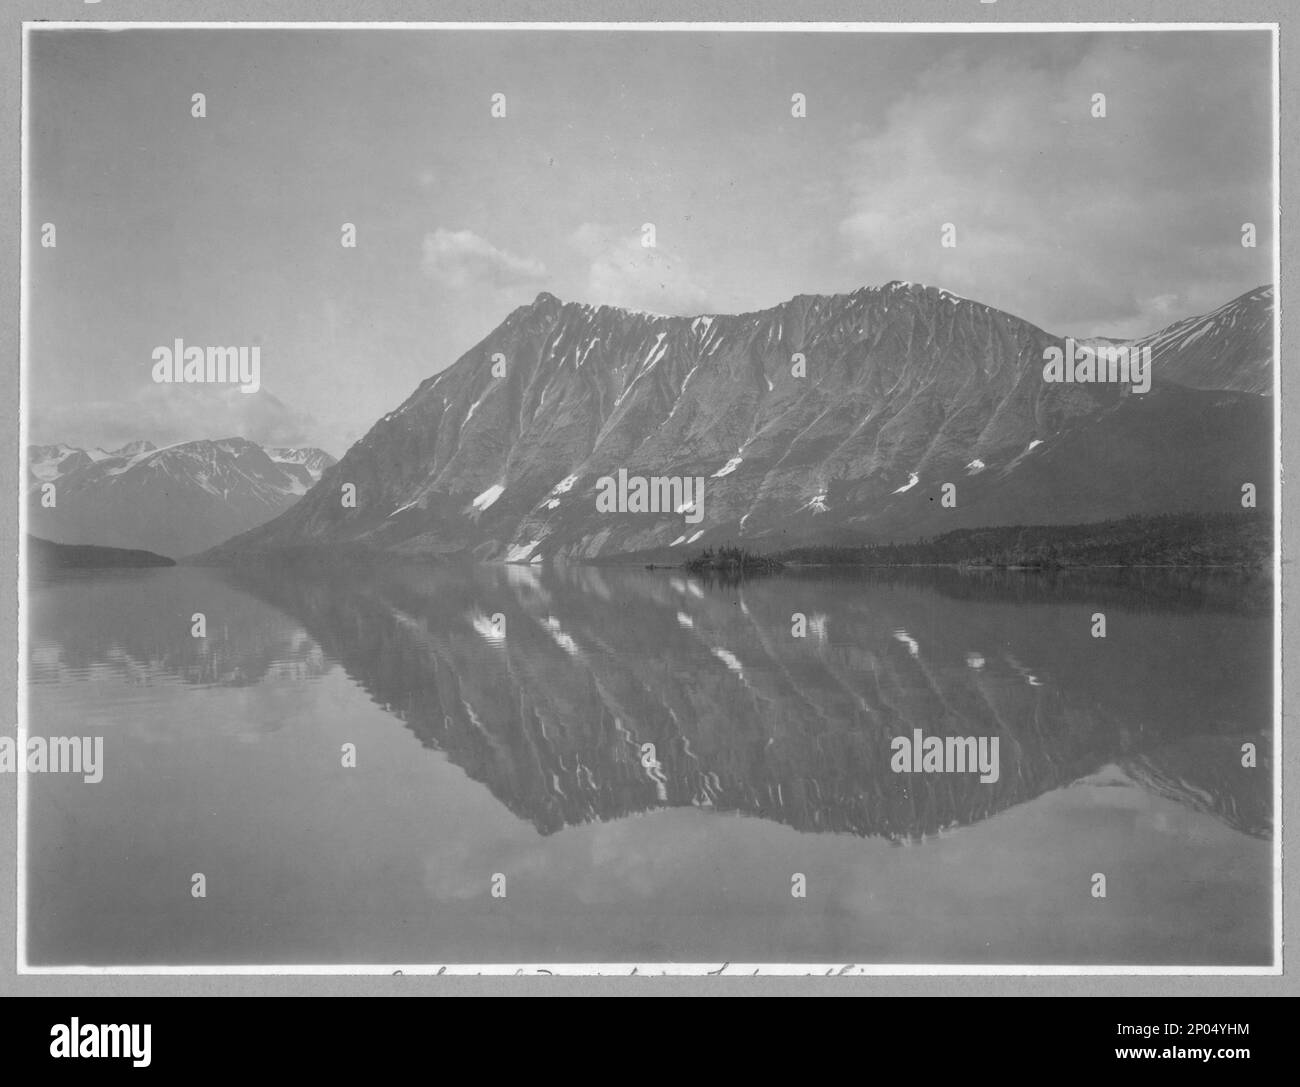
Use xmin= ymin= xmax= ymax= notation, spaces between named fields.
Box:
xmin=193 ymin=280 xmax=1273 ymax=562
xmin=28 ymin=437 xmax=337 ymax=559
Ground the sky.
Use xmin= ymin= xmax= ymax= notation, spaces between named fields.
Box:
xmin=27 ymin=27 xmax=1274 ymax=458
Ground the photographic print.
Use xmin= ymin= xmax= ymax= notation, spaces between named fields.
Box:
xmin=18 ymin=22 xmax=1278 ymax=972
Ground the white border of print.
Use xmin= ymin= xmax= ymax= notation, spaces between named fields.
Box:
xmin=18 ymin=19 xmax=1283 ymax=977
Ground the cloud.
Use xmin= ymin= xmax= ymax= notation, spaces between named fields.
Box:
xmin=570 ymin=222 xmax=712 ymax=315
xmin=420 ymin=227 xmax=546 ymax=290
xmin=32 ymin=383 xmax=327 ymax=454
xmin=837 ymin=36 xmax=1273 ymax=337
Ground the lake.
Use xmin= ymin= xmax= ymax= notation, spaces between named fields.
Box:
xmin=24 ymin=561 xmax=1273 ymax=967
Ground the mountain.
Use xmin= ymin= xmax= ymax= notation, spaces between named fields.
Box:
xmin=29 ymin=443 xmax=100 ymax=485
xmin=1136 ymin=286 xmax=1273 ymax=395
xmin=109 ymin=439 xmax=158 ymax=458
xmin=28 ymin=441 xmax=164 ymax=486
xmin=206 ymin=282 xmax=1273 ymax=562
xmin=27 ymin=438 xmax=336 ymax=559
xmin=266 ymin=446 xmax=337 ymax=484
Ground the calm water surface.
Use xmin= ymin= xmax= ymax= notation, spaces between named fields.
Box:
xmin=26 ymin=562 xmax=1273 ymax=965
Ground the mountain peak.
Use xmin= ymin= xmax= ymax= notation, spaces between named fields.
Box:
xmin=1134 ymin=283 xmax=1273 ymax=395
xmin=110 ymin=440 xmax=157 ymax=457
xmin=205 ymin=281 xmax=1271 ymax=563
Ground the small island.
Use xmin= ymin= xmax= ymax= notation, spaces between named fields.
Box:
xmin=683 ymin=545 xmax=784 ymax=575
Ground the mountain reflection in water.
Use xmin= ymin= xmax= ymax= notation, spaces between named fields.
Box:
xmin=26 ymin=561 xmax=1272 ymax=966
xmin=203 ymin=560 xmax=1270 ymax=844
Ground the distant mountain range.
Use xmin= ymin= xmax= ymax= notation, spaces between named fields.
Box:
xmin=27 ymin=438 xmax=336 ymax=559
xmin=205 ymin=281 xmax=1272 ymax=563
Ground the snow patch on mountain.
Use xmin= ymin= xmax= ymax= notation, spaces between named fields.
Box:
xmin=712 ymin=647 xmax=744 ymax=674
xmin=28 ymin=444 xmax=85 ymax=481
xmin=471 ymin=483 xmax=505 ymax=511
xmin=614 ymin=333 xmax=668 ymax=408
xmin=802 ymin=492 xmax=829 ymax=514
xmin=893 ymin=630 xmax=920 ymax=658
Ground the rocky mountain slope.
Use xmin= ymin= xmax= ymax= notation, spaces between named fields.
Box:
xmin=206 ymin=281 xmax=1273 ymax=562
xmin=1136 ymin=286 xmax=1273 ymax=395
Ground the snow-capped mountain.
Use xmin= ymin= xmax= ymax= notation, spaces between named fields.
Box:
xmin=264 ymin=446 xmax=338 ymax=495
xmin=110 ymin=439 xmax=158 ymax=459
xmin=206 ymin=281 xmax=1272 ymax=562
xmin=1137 ymin=286 xmax=1273 ymax=395
xmin=28 ymin=437 xmax=336 ymax=558
xmin=28 ymin=443 xmax=94 ymax=484
xmin=28 ymin=440 xmax=162 ymax=485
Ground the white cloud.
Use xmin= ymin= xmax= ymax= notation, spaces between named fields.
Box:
xmin=837 ymin=39 xmax=1272 ymax=338
xmin=420 ymin=227 xmax=546 ymax=290
xmin=570 ymin=223 xmax=712 ymax=316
